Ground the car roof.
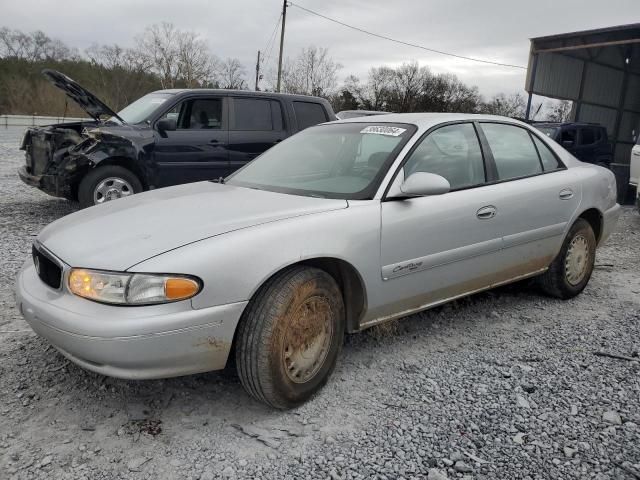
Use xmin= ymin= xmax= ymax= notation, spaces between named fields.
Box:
xmin=339 ymin=110 xmax=388 ymax=115
xmin=150 ymin=88 xmax=328 ymax=102
xmin=333 ymin=112 xmax=528 ymax=129
xmin=534 ymin=122 xmax=602 ymax=128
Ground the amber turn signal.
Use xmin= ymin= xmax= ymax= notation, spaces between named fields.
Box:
xmin=165 ymin=277 xmax=200 ymax=300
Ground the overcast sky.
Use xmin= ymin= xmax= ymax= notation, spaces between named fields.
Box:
xmin=1 ymin=0 xmax=635 ymax=98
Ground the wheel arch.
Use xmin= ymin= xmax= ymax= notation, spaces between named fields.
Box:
xmin=235 ymin=256 xmax=368 ymax=337
xmin=89 ymin=156 xmax=149 ymax=190
xmin=577 ymin=207 xmax=603 ymax=245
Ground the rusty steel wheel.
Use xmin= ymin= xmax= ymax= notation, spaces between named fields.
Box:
xmin=235 ymin=266 xmax=345 ymax=409
xmin=537 ymin=218 xmax=596 ymax=299
xmin=282 ymin=295 xmax=334 ymax=384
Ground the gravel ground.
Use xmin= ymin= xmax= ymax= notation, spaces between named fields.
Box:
xmin=1 ymin=125 xmax=639 ymax=480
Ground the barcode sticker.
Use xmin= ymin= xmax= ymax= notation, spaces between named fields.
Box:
xmin=360 ymin=126 xmax=406 ymax=136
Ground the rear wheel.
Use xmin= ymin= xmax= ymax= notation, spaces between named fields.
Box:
xmin=235 ymin=266 xmax=345 ymax=409
xmin=537 ymin=218 xmax=596 ymax=299
xmin=78 ymin=165 xmax=142 ymax=208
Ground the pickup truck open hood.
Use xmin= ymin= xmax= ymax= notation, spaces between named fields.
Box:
xmin=37 ymin=182 xmax=348 ymax=271
xmin=42 ymin=69 xmax=124 ymax=123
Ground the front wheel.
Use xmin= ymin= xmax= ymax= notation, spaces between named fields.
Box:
xmin=537 ymin=218 xmax=596 ymax=299
xmin=235 ymin=266 xmax=345 ymax=409
xmin=78 ymin=165 xmax=142 ymax=208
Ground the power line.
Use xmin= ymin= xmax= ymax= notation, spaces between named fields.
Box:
xmin=288 ymin=1 xmax=527 ymax=70
xmin=262 ymin=13 xmax=282 ymax=70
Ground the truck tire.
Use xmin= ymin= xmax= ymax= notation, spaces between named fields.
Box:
xmin=236 ymin=266 xmax=345 ymax=409
xmin=78 ymin=165 xmax=142 ymax=208
xmin=537 ymin=219 xmax=596 ymax=299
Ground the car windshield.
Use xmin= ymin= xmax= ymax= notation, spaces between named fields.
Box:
xmin=535 ymin=126 xmax=559 ymax=138
xmin=226 ymin=122 xmax=416 ymax=199
xmin=111 ymin=93 xmax=174 ymax=124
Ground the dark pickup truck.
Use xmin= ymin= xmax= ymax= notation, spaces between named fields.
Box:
xmin=19 ymin=70 xmax=336 ymax=207
xmin=533 ymin=122 xmax=612 ymax=167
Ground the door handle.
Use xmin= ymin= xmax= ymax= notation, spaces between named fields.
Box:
xmin=633 ymin=150 xmax=640 ymax=156
xmin=476 ymin=205 xmax=497 ymax=219
xmin=210 ymin=139 xmax=219 ymax=144
xmin=559 ymin=189 xmax=574 ymax=200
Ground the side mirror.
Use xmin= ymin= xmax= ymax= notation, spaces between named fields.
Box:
xmin=157 ymin=118 xmax=177 ymax=137
xmin=562 ymin=140 xmax=575 ymax=149
xmin=388 ymin=172 xmax=450 ymax=198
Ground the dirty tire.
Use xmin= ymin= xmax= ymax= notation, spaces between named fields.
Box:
xmin=537 ymin=218 xmax=596 ymax=299
xmin=78 ymin=165 xmax=142 ymax=208
xmin=236 ymin=266 xmax=345 ymax=409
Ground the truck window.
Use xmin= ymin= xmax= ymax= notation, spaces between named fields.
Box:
xmin=579 ymin=128 xmax=596 ymax=145
xmin=159 ymin=98 xmax=223 ymax=130
xmin=561 ymin=129 xmax=576 ymax=145
xmin=293 ymin=101 xmax=328 ymax=130
xmin=233 ymin=98 xmax=273 ymax=131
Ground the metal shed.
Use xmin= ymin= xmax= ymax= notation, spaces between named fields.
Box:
xmin=525 ymin=24 xmax=640 ymax=199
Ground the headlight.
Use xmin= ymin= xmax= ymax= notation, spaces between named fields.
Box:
xmin=68 ymin=269 xmax=201 ymax=305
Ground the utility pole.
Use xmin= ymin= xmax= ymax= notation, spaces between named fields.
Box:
xmin=255 ymin=50 xmax=261 ymax=91
xmin=276 ymin=0 xmax=288 ymax=92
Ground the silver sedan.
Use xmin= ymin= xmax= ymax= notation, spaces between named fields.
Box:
xmin=15 ymin=113 xmax=620 ymax=408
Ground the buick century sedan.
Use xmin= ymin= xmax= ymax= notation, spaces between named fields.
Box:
xmin=15 ymin=113 xmax=620 ymax=408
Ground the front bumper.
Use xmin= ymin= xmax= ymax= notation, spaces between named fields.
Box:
xmin=15 ymin=261 xmax=247 ymax=379
xmin=18 ymin=165 xmax=67 ymax=198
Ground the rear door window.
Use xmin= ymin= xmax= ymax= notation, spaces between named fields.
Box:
xmin=293 ymin=101 xmax=328 ymax=130
xmin=481 ymin=123 xmax=542 ymax=180
xmin=232 ymin=98 xmax=273 ymax=131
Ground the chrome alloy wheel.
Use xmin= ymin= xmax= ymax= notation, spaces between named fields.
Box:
xmin=565 ymin=234 xmax=590 ymax=286
xmin=93 ymin=177 xmax=134 ymax=204
xmin=282 ymin=296 xmax=334 ymax=384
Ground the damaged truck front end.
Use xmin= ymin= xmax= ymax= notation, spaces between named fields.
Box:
xmin=19 ymin=124 xmax=143 ymax=201
xmin=19 ymin=122 xmax=97 ymax=200
xmin=17 ymin=69 xmax=157 ymax=207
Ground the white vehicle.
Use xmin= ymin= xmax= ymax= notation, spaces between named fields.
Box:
xmin=16 ymin=113 xmax=620 ymax=408
xmin=630 ymin=136 xmax=640 ymax=210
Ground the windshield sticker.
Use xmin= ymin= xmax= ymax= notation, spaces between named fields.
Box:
xmin=360 ymin=126 xmax=406 ymax=136
xmin=150 ymin=98 xmax=167 ymax=104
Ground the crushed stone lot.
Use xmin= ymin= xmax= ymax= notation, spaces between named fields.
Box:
xmin=0 ymin=125 xmax=639 ymax=480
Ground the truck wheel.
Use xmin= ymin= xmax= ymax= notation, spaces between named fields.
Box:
xmin=537 ymin=219 xmax=596 ymax=299
xmin=78 ymin=166 xmax=142 ymax=208
xmin=236 ymin=266 xmax=345 ymax=409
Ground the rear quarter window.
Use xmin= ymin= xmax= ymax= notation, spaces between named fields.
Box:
xmin=293 ymin=101 xmax=328 ymax=130
xmin=532 ymin=135 xmax=562 ymax=171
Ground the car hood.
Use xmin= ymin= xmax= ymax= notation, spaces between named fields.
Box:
xmin=38 ymin=182 xmax=348 ymax=271
xmin=43 ymin=69 xmax=124 ymax=123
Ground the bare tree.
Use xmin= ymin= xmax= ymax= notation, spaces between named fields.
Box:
xmin=343 ymin=66 xmax=395 ymax=111
xmin=177 ymin=31 xmax=215 ymax=88
xmin=0 ymin=27 xmax=74 ymax=61
xmin=546 ymin=100 xmax=573 ymax=122
xmin=278 ymin=46 xmax=341 ymax=96
xmin=217 ymin=57 xmax=247 ymax=89
xmin=136 ymin=23 xmax=217 ymax=89
xmin=136 ymin=22 xmax=181 ymax=88
xmin=389 ymin=62 xmax=426 ymax=112
xmin=482 ymin=93 xmax=528 ymax=118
